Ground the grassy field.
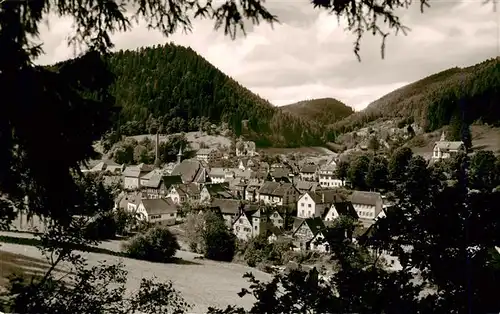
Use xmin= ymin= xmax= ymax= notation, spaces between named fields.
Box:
xmin=0 ymin=232 xmax=270 ymax=312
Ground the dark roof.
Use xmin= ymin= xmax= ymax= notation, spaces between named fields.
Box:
xmin=258 ymin=181 xmax=295 ymax=196
xmin=324 ymin=201 xmax=358 ymax=219
xmin=161 ymin=175 xmax=183 ymax=188
xmin=171 ymin=159 xmax=203 ymax=183
xmin=294 ymin=180 xmax=319 ymax=192
xmin=173 ymin=183 xmax=200 ymax=197
xmin=293 ymin=217 xmax=325 ymax=237
xmin=140 ymin=198 xmax=177 ymax=215
xmin=271 ymin=168 xmax=291 ymax=178
xmin=306 ymin=190 xmax=345 ymax=204
xmin=300 ymin=164 xmax=317 ymax=173
xmin=211 ymin=199 xmax=241 ymax=215
xmin=350 ymin=191 xmax=382 ymax=206
xmin=204 ymin=183 xmax=234 ymax=198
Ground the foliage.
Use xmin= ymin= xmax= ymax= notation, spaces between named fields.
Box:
xmin=367 ymin=135 xmax=380 ymax=151
xmin=202 ymin=210 xmax=237 ymax=262
xmin=388 ymin=146 xmax=413 ymax=185
xmin=335 ymin=160 xmax=350 ymax=183
xmin=332 ymin=58 xmax=500 ymax=134
xmin=4 ymin=262 xmax=191 ymax=314
xmin=347 ymin=154 xmax=370 ymax=190
xmin=469 ymin=150 xmax=499 ymax=191
xmin=122 ymin=226 xmax=180 ymax=263
xmin=240 ymin=234 xmax=291 ymax=267
xmin=280 ymin=97 xmax=354 ymax=126
xmin=366 ymin=156 xmax=389 ymax=191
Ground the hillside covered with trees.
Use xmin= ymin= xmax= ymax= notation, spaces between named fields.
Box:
xmin=101 ymin=43 xmax=330 ymax=147
xmin=280 ymin=97 xmax=354 ymax=125
xmin=332 ymin=57 xmax=500 ymax=133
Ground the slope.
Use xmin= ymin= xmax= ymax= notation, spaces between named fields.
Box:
xmin=332 ymin=57 xmax=500 ymax=133
xmin=280 ymin=98 xmax=354 ymax=125
xmin=104 ymin=43 xmax=327 ymax=148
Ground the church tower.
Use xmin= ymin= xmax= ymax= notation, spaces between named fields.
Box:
xmin=177 ymin=146 xmax=183 ymax=165
xmin=440 ymin=131 xmax=446 ymax=141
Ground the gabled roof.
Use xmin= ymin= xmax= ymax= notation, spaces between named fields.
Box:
xmin=123 ymin=163 xmax=154 ymax=178
xmin=197 ymin=148 xmax=216 ymax=155
xmin=300 ymin=164 xmax=317 ymax=173
xmin=172 ymin=183 xmax=200 ymax=197
xmin=304 ymin=190 xmax=345 ymax=204
xmin=350 ymin=191 xmax=382 ymax=206
xmin=209 ymin=167 xmax=226 ymax=177
xmin=294 ymin=180 xmax=319 ymax=192
xmin=140 ymin=198 xmax=177 ymax=215
xmin=324 ymin=201 xmax=358 ymax=219
xmin=141 ymin=169 xmax=163 ymax=180
xmin=211 ymin=199 xmax=241 ymax=215
xmin=171 ymin=159 xmax=203 ymax=183
xmin=271 ymin=168 xmax=291 ymax=178
xmin=258 ymin=181 xmax=295 ymax=196
xmin=435 ymin=141 xmax=464 ymax=151
xmin=204 ymin=183 xmax=234 ymax=198
xmin=293 ymin=217 xmax=325 ymax=238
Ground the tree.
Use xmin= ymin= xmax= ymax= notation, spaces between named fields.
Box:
xmin=336 ymin=160 xmax=350 ymax=184
xmin=470 ymin=150 xmax=498 ymax=191
xmin=388 ymin=147 xmax=413 ymax=185
xmin=202 ymin=210 xmax=237 ymax=262
xmin=347 ymin=154 xmax=370 ymax=190
xmin=123 ymin=226 xmax=181 ymax=263
xmin=366 ymin=156 xmax=389 ymax=191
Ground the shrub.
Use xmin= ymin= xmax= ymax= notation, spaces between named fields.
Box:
xmin=202 ymin=211 xmax=236 ymax=262
xmin=122 ymin=227 xmax=180 ymax=263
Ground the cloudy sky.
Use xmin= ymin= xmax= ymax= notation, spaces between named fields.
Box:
xmin=36 ymin=0 xmax=499 ymax=111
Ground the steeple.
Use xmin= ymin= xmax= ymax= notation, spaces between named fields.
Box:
xmin=177 ymin=145 xmax=183 ymax=164
xmin=440 ymin=131 xmax=446 ymax=141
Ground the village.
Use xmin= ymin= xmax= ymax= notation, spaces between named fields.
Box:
xmin=51 ymin=129 xmax=466 ymax=272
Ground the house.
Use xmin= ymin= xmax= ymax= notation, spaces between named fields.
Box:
xmin=349 ymin=191 xmax=383 ymax=221
xmin=257 ymin=181 xmax=299 ymax=206
xmin=238 ymin=158 xmax=256 ymax=171
xmin=245 ymin=184 xmax=261 ymax=202
xmin=323 ymin=201 xmax=358 ymax=222
xmin=228 ymin=178 xmax=247 ymax=199
xmin=432 ymin=132 xmax=465 ymax=160
xmin=236 ymin=140 xmax=256 ymax=157
xmin=309 ymin=230 xmax=330 ymax=252
xmin=200 ymin=183 xmax=234 ymax=203
xmin=89 ymin=160 xmax=124 ymax=174
xmin=270 ymin=168 xmax=292 ymax=183
xmin=208 ymin=168 xmax=227 ymax=183
xmin=210 ymin=198 xmax=242 ymax=228
xmin=196 ymin=148 xmax=220 ymax=164
xmin=292 ymin=217 xmax=326 ymax=251
xmin=296 ymin=190 xmax=345 ymax=219
xmin=232 ymin=207 xmax=268 ymax=241
xmin=171 ymin=159 xmax=207 ymax=185
xmin=268 ymin=208 xmax=285 ymax=229
xmin=168 ymin=183 xmax=201 ymax=205
xmin=122 ymin=163 xmax=155 ymax=190
xmin=140 ymin=168 xmax=163 ymax=187
xmin=136 ymin=198 xmax=178 ymax=226
xmin=294 ymin=180 xmax=320 ymax=194
xmin=266 ymin=225 xmax=284 ymax=243
xmin=142 ymin=175 xmax=183 ymax=199
xmin=299 ymin=164 xmax=317 ymax=181
xmin=317 ymin=164 xmax=343 ymax=188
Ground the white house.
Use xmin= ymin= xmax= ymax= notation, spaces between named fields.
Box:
xmin=136 ymin=198 xmax=178 ymax=226
xmin=299 ymin=164 xmax=317 ymax=181
xmin=196 ymin=148 xmax=220 ymax=163
xmin=432 ymin=131 xmax=465 ymax=160
xmin=257 ymin=181 xmax=299 ymax=206
xmin=317 ymin=164 xmax=343 ymax=188
xmin=296 ymin=190 xmax=344 ymax=219
xmin=122 ymin=163 xmax=154 ymax=190
xmin=323 ymin=201 xmax=358 ymax=222
xmin=309 ymin=230 xmax=329 ymax=252
xmin=292 ymin=217 xmax=326 ymax=251
xmin=232 ymin=208 xmax=268 ymax=241
xmin=349 ymin=191 xmax=383 ymax=221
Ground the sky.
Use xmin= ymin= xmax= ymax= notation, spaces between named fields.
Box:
xmin=36 ymin=0 xmax=499 ymax=111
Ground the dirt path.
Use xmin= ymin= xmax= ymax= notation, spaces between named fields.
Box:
xmin=0 ymin=232 xmax=270 ymax=313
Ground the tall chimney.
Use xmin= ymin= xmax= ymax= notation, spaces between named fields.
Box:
xmin=322 ymin=193 xmax=325 ymax=203
xmin=154 ymin=133 xmax=160 ymax=168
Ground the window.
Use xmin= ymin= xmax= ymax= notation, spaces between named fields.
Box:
xmin=170 ymin=213 xmax=174 ymax=217
xmin=273 ymin=213 xmax=278 ymax=218
xmin=239 ymin=218 xmax=243 ymax=224
xmin=301 ymin=203 xmax=304 ymax=207
xmin=308 ymin=204 xmax=311 ymax=208
xmin=236 ymin=226 xmax=240 ymax=231
xmin=278 ymin=219 xmax=283 ymax=224
xmin=254 ymin=226 xmax=258 ymax=230
xmin=301 ymin=210 xmax=304 ymax=216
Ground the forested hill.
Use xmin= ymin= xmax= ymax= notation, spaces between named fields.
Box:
xmin=280 ymin=98 xmax=354 ymax=125
xmin=332 ymin=57 xmax=500 ymax=133
xmin=102 ymin=43 xmax=328 ymax=147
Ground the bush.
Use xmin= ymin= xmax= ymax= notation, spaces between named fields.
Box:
xmin=122 ymin=227 xmax=180 ymax=263
xmin=84 ymin=212 xmax=117 ymax=240
xmin=202 ymin=210 xmax=236 ymax=262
